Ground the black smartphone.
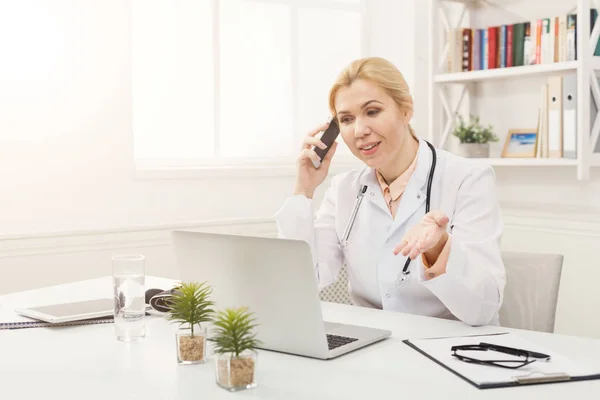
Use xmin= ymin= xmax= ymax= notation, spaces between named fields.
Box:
xmin=311 ymin=117 xmax=340 ymax=168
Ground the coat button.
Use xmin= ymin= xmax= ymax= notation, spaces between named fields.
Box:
xmin=370 ymin=192 xmax=375 ymax=196
xmin=417 ymin=194 xmax=421 ymax=199
xmin=385 ymin=293 xmax=391 ymax=298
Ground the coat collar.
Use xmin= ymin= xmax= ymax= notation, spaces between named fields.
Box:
xmin=357 ymin=139 xmax=434 ymax=235
xmin=358 ymin=138 xmax=433 ymax=195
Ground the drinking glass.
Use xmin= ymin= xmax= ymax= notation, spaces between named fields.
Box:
xmin=112 ymin=255 xmax=146 ymax=341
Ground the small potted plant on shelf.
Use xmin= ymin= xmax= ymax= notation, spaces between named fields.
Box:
xmin=452 ymin=114 xmax=499 ymax=158
xmin=212 ymin=306 xmax=262 ymax=391
xmin=167 ymin=281 xmax=215 ymax=364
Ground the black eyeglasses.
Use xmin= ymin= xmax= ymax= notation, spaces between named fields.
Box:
xmin=451 ymin=342 xmax=551 ymax=370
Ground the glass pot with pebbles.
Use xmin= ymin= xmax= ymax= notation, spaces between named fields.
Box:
xmin=167 ymin=281 xmax=215 ymax=365
xmin=212 ymin=307 xmax=262 ymax=391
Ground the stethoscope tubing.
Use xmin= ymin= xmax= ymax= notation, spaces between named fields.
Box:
xmin=342 ymin=141 xmax=437 ymax=287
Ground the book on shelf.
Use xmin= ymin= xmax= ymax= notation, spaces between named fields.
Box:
xmin=447 ymin=9 xmax=600 ymax=73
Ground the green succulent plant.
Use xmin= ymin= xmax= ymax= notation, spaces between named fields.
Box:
xmin=212 ymin=307 xmax=262 ymax=358
xmin=452 ymin=114 xmax=499 ymax=144
xmin=166 ymin=281 xmax=215 ymax=337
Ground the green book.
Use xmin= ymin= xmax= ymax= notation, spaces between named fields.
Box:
xmin=512 ymin=23 xmax=525 ymax=66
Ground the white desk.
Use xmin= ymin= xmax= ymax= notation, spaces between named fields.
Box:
xmin=1 ymin=276 xmax=599 ymax=399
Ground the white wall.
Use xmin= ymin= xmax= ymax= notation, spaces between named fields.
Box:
xmin=0 ymin=218 xmax=275 ymax=295
xmin=0 ymin=0 xmax=415 ymax=238
xmin=0 ymin=0 xmax=414 ymax=290
xmin=0 ymin=1 xmax=287 ymax=237
xmin=2 ymin=0 xmax=600 ymax=339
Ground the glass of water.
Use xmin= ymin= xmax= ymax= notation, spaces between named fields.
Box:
xmin=112 ymin=255 xmax=146 ymax=341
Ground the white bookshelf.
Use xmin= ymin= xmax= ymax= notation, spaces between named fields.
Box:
xmin=428 ymin=0 xmax=600 ymax=180
xmin=434 ymin=60 xmax=580 ymax=83
xmin=469 ymin=157 xmax=578 ymax=166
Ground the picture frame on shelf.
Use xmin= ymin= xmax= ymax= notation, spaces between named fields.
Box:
xmin=501 ymin=129 xmax=538 ymax=158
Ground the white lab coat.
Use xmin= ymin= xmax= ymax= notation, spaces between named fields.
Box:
xmin=274 ymin=138 xmax=506 ymax=326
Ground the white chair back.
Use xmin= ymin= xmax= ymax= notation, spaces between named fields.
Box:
xmin=499 ymin=251 xmax=563 ymax=333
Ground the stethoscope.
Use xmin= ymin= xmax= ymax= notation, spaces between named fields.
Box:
xmin=341 ymin=140 xmax=437 ymax=288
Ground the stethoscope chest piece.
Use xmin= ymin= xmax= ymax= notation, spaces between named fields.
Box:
xmin=394 ymin=271 xmax=410 ymax=287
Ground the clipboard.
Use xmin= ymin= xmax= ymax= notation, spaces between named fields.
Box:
xmin=403 ymin=332 xmax=600 ymax=389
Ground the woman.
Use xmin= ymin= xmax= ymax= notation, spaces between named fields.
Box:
xmin=274 ymin=57 xmax=505 ymax=326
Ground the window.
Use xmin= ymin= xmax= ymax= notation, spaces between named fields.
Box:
xmin=132 ymin=0 xmax=367 ymax=172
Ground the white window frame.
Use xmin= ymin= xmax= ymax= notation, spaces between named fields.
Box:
xmin=134 ymin=0 xmax=370 ymax=180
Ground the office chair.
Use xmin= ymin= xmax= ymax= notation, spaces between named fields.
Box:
xmin=499 ymin=251 xmax=564 ymax=333
xmin=319 ymin=263 xmax=353 ymax=305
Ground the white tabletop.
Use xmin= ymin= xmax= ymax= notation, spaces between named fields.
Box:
xmin=1 ymin=276 xmax=600 ymax=399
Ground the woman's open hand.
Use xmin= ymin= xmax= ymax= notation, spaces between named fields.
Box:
xmin=393 ymin=210 xmax=449 ymax=262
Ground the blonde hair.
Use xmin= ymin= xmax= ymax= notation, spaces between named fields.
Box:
xmin=328 ymin=57 xmax=416 ymax=137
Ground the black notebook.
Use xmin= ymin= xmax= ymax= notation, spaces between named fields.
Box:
xmin=0 ymin=315 xmax=114 ymax=330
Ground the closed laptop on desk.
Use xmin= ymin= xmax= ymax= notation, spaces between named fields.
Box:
xmin=171 ymin=230 xmax=391 ymax=360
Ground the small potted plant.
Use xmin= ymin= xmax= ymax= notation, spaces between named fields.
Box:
xmin=212 ymin=307 xmax=262 ymax=391
xmin=166 ymin=281 xmax=215 ymax=364
xmin=452 ymin=114 xmax=499 ymax=158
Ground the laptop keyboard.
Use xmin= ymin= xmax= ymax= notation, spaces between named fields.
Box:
xmin=327 ymin=334 xmax=359 ymax=350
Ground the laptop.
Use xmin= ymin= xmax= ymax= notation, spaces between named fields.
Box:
xmin=171 ymin=230 xmax=391 ymax=360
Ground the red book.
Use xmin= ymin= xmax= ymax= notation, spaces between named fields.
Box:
xmin=488 ymin=27 xmax=498 ymax=69
xmin=506 ymin=24 xmax=514 ymax=67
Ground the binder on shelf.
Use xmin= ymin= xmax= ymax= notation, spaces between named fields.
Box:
xmin=403 ymin=332 xmax=600 ymax=390
xmin=537 ymin=83 xmax=548 ymax=158
xmin=562 ymin=73 xmax=577 ymax=159
xmin=591 ymin=72 xmax=600 ymax=153
xmin=547 ymin=75 xmax=563 ymax=158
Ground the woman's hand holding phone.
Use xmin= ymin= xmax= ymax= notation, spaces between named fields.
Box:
xmin=294 ymin=121 xmax=338 ymax=199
